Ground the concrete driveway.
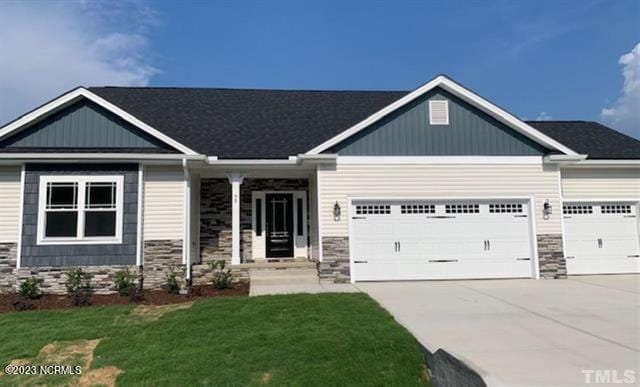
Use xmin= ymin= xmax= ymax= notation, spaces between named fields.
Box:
xmin=357 ymin=275 xmax=640 ymax=386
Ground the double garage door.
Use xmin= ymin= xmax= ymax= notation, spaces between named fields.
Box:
xmin=563 ymin=202 xmax=640 ymax=275
xmin=350 ymin=200 xmax=535 ymax=281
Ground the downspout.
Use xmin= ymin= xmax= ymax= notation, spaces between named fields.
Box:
xmin=182 ymin=158 xmax=192 ymax=288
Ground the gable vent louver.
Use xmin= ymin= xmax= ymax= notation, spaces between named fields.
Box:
xmin=429 ymin=100 xmax=449 ymax=125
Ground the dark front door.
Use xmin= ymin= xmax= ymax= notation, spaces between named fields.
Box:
xmin=266 ymin=193 xmax=294 ymax=258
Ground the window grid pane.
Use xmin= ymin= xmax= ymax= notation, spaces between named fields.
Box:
xmin=85 ymin=182 xmax=116 ymax=209
xmin=46 ymin=182 xmax=78 ymax=209
xmin=355 ymin=204 xmax=391 ymax=215
xmin=562 ymin=205 xmax=593 ymax=214
xmin=400 ymin=204 xmax=435 ymax=214
xmin=489 ymin=203 xmax=523 ymax=213
xmin=601 ymin=205 xmax=632 ymax=214
xmin=445 ymin=204 xmax=479 ymax=214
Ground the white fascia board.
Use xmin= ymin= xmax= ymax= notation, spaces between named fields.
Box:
xmin=568 ymin=159 xmax=640 ymax=166
xmin=206 ymin=157 xmax=298 ymax=165
xmin=0 ymin=88 xmax=200 ymax=156
xmin=297 ymin=153 xmax=338 ymax=161
xmin=336 ymin=156 xmax=543 ymax=165
xmin=0 ymin=153 xmax=206 ymax=161
xmin=543 ymin=154 xmax=589 ymax=164
xmin=297 ymin=154 xmax=338 ymax=165
xmin=306 ymin=75 xmax=578 ymax=156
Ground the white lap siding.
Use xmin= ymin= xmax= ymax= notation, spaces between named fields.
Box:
xmin=0 ymin=166 xmax=21 ymax=243
xmin=318 ymin=162 xmax=562 ymax=237
xmin=561 ymin=168 xmax=640 ymax=199
xmin=143 ymin=166 xmax=185 ymax=241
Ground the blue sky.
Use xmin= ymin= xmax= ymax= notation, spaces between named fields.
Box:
xmin=1 ymin=0 xmax=638 ymax=138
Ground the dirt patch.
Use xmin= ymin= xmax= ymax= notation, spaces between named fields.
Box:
xmin=0 ymin=282 xmax=249 ymax=314
xmin=128 ymin=302 xmax=194 ymax=322
xmin=3 ymin=339 xmax=121 ymax=386
xmin=260 ymin=372 xmax=273 ymax=384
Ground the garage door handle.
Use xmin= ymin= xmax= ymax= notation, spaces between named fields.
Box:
xmin=354 ymin=260 xmax=368 ymax=264
xmin=516 ymin=258 xmax=531 ymax=261
xmin=427 ymin=215 xmax=456 ymax=219
xmin=352 ymin=216 xmax=367 ymax=220
xmin=514 ymin=215 xmax=528 ymax=218
xmin=628 ymin=255 xmax=640 ymax=258
xmin=624 ymin=215 xmax=636 ymax=218
xmin=429 ymin=259 xmax=459 ymax=263
xmin=566 ymin=256 xmax=575 ymax=259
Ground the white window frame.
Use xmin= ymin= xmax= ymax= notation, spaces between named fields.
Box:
xmin=37 ymin=175 xmax=124 ymax=245
xmin=429 ymin=100 xmax=449 ymax=125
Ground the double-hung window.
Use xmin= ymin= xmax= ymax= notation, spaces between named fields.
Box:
xmin=37 ymin=176 xmax=124 ymax=244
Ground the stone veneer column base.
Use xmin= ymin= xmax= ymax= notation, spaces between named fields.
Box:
xmin=143 ymin=239 xmax=185 ymax=290
xmin=0 ymin=243 xmax=17 ymax=293
xmin=318 ymin=237 xmax=350 ymax=283
xmin=537 ymin=234 xmax=566 ymax=279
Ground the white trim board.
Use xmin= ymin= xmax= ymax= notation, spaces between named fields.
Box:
xmin=336 ymin=156 xmax=544 ymax=165
xmin=15 ymin=164 xmax=25 ymax=269
xmin=306 ymin=75 xmax=578 ymax=156
xmin=0 ymin=88 xmax=199 ymax=155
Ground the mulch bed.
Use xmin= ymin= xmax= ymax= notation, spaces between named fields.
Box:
xmin=0 ymin=282 xmax=250 ymax=314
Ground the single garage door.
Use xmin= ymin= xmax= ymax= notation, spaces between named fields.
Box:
xmin=563 ymin=202 xmax=640 ymax=274
xmin=350 ymin=200 xmax=534 ymax=281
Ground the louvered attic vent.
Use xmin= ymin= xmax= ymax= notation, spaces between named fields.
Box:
xmin=429 ymin=100 xmax=449 ymax=125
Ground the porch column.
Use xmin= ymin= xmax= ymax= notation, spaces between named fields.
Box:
xmin=227 ymin=173 xmax=245 ymax=265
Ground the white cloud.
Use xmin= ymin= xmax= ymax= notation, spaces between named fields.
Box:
xmin=0 ymin=1 xmax=159 ymax=125
xmin=535 ymin=112 xmax=552 ymax=121
xmin=601 ymin=43 xmax=640 ymax=139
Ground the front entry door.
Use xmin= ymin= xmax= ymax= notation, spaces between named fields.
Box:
xmin=266 ymin=193 xmax=294 ymax=258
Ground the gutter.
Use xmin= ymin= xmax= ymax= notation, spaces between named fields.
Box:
xmin=297 ymin=153 xmax=338 ymax=164
xmin=562 ymin=159 xmax=640 ymax=168
xmin=543 ymin=154 xmax=588 ymax=164
xmin=206 ymin=156 xmax=299 ymax=165
xmin=0 ymin=153 xmax=207 ymax=161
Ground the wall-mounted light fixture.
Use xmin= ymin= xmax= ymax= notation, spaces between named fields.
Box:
xmin=543 ymin=199 xmax=552 ymax=216
xmin=333 ymin=201 xmax=341 ymax=221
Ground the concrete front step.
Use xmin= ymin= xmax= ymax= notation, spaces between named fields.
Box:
xmin=234 ymin=261 xmax=316 ymax=270
xmin=249 ymin=268 xmax=319 ymax=286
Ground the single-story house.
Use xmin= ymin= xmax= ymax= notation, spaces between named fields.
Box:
xmin=0 ymin=75 xmax=638 ymax=293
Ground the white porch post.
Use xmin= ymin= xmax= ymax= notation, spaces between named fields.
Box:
xmin=227 ymin=173 xmax=245 ymax=265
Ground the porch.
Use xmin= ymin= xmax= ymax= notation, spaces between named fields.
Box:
xmin=187 ymin=166 xmax=321 ymax=285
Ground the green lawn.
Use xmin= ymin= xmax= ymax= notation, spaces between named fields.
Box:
xmin=0 ymin=293 xmax=429 ymax=386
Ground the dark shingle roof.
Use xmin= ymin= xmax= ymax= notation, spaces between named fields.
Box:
xmin=527 ymin=121 xmax=640 ymax=159
xmin=89 ymin=87 xmax=407 ymax=159
xmin=88 ymin=87 xmax=640 ymax=159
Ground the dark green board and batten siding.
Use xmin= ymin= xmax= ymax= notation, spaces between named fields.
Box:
xmin=0 ymin=99 xmax=175 ymax=151
xmin=328 ymin=87 xmax=549 ymax=156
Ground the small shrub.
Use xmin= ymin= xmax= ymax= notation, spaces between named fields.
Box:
xmin=64 ymin=267 xmax=92 ymax=306
xmin=208 ymin=260 xmax=232 ymax=290
xmin=13 ymin=300 xmax=36 ymax=311
xmin=113 ymin=267 xmax=137 ymax=296
xmin=164 ymin=266 xmax=183 ymax=294
xmin=19 ymin=278 xmax=42 ymax=300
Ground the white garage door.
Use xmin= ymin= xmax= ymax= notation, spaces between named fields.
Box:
xmin=563 ymin=202 xmax=640 ymax=274
xmin=350 ymin=200 xmax=534 ymax=281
